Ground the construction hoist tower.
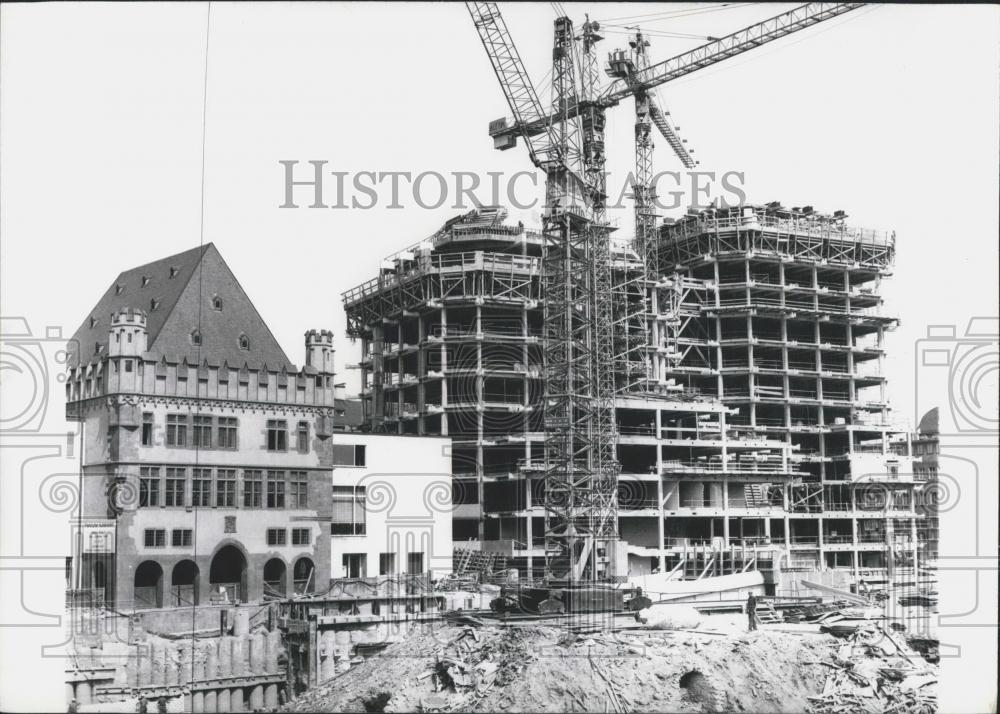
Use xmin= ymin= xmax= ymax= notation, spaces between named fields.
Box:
xmin=467 ymin=1 xmax=865 ymax=588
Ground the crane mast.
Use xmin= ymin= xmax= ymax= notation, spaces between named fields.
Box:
xmin=543 ymin=15 xmax=619 ymax=583
xmin=468 ymin=2 xmax=620 ymax=583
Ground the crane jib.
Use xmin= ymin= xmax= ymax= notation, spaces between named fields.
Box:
xmin=489 ymin=2 xmax=864 ymax=138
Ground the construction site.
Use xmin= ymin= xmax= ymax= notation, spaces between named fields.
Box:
xmin=63 ymin=3 xmax=940 ymax=713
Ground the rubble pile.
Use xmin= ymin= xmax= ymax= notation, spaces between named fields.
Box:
xmin=282 ymin=616 xmax=847 ymax=713
xmin=807 ymin=623 xmax=937 ymax=714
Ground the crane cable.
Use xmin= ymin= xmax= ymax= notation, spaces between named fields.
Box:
xmin=190 ymin=0 xmax=212 ymax=689
xmin=594 ymin=2 xmax=758 ymax=25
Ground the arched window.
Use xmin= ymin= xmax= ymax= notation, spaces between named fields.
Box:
xmin=293 ymin=557 xmax=315 ymax=594
xmin=134 ymin=561 xmax=164 ymax=609
xmin=191 ymin=329 xmax=202 ymax=346
xmin=212 ymin=295 xmax=223 ymax=311
xmin=238 ymin=334 xmax=250 ymax=351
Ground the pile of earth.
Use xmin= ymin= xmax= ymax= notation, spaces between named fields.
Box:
xmin=283 ymin=617 xmax=838 ymax=713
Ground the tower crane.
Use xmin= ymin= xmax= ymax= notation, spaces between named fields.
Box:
xmin=466 ymin=2 xmax=864 ymax=604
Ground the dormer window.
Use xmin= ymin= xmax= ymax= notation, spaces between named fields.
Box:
xmin=150 ymin=299 xmax=160 ymax=311
xmin=168 ymin=266 xmax=179 ymax=279
xmin=212 ymin=295 xmax=223 ymax=311
xmin=238 ymin=334 xmax=250 ymax=351
xmin=114 ymin=284 xmax=125 ymax=296
xmin=141 ymin=276 xmax=151 ymax=288
xmin=191 ymin=329 xmax=202 ymax=346
xmin=94 ymin=341 xmax=102 ymax=355
xmin=89 ymin=316 xmax=98 ymax=328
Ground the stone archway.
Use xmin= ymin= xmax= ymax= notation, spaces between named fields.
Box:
xmin=209 ymin=545 xmax=248 ymax=603
xmin=293 ymin=557 xmax=315 ymax=594
xmin=134 ymin=561 xmax=163 ymax=609
xmin=263 ymin=558 xmax=287 ymax=599
xmin=171 ymin=560 xmax=200 ymax=606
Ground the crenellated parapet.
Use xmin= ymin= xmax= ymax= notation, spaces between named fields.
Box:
xmin=66 ymin=317 xmax=339 ymax=414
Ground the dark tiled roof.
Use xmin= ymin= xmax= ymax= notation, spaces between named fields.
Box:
xmin=917 ymin=407 xmax=939 ymax=436
xmin=335 ymin=398 xmax=365 ymax=428
xmin=68 ymin=243 xmax=294 ymax=370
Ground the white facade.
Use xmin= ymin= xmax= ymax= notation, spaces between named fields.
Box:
xmin=328 ymin=433 xmax=453 ymax=580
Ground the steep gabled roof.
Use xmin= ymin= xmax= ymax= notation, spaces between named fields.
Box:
xmin=917 ymin=407 xmax=939 ymax=436
xmin=68 ymin=243 xmax=294 ymax=370
xmin=335 ymin=397 xmax=365 ymax=429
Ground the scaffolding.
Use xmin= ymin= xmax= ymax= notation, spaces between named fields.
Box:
xmin=342 ymin=202 xmax=924 ymax=588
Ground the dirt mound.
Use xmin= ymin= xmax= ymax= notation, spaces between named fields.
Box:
xmin=283 ymin=621 xmax=838 ymax=713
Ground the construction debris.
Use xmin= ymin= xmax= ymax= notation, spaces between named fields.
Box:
xmin=807 ymin=623 xmax=937 ymax=714
xmin=281 ymin=615 xmax=868 ymax=713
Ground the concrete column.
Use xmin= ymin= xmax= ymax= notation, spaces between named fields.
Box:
xmin=218 ymin=637 xmax=233 ymax=680
xmin=439 ymin=307 xmax=448 ymax=436
xmin=177 ymin=644 xmax=190 ymax=686
xmin=267 ymin=631 xmax=282 ymax=672
xmin=417 ymin=313 xmax=426 ymax=434
xmin=193 ymin=692 xmax=205 ymax=713
xmin=722 ymin=480 xmax=730 ymax=540
xmin=125 ymin=654 xmax=139 ymax=688
xmin=156 ymin=645 xmax=169 ymax=687
xmin=233 ymin=607 xmax=250 ymax=636
xmin=205 ymin=640 xmax=218 ymax=681
xmin=65 ymin=682 xmax=75 ymax=707
xmin=886 ymin=519 xmax=895 ymax=579
xmin=655 ymin=408 xmax=666 ymax=571
xmin=249 ymin=633 xmax=265 ymax=674
xmin=138 ymin=646 xmax=152 ymax=688
xmin=320 ymin=630 xmax=336 ymax=681
xmin=193 ymin=642 xmax=206 ymax=682
xmin=524 ymin=480 xmax=533 ymax=576
xmin=235 ymin=636 xmax=250 ymax=676
xmin=249 ymin=685 xmax=264 ymax=711
xmin=232 ymin=688 xmax=245 ymax=713
xmin=76 ymin=681 xmax=92 ymax=706
xmin=264 ymin=684 xmax=279 ymax=710
xmin=165 ymin=645 xmax=179 ymax=687
xmin=204 ymin=690 xmax=217 ymax=714
xmin=475 ymin=303 xmax=485 ymax=543
xmin=218 ymin=688 xmax=232 ymax=714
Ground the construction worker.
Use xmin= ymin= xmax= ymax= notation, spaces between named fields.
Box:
xmin=746 ymin=592 xmax=758 ymax=631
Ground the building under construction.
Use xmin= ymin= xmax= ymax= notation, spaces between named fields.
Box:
xmin=343 ymin=203 xmax=924 ymax=589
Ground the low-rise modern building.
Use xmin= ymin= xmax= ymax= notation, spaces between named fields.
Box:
xmin=65 ymin=243 xmax=451 ymax=609
xmin=328 ymin=433 xmax=452 ymax=580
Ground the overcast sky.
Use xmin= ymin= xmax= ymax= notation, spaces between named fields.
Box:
xmin=1 ymin=4 xmax=998 ymax=710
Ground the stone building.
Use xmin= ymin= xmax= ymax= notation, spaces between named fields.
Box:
xmin=65 ymin=243 xmax=450 ymax=608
